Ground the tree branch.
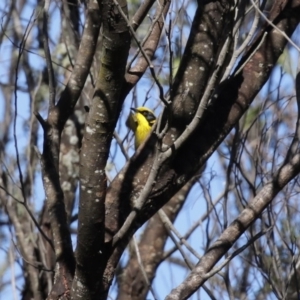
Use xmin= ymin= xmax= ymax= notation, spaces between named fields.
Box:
xmin=166 ymin=151 xmax=300 ymax=299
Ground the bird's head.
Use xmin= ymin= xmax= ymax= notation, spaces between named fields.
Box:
xmin=126 ymin=107 xmax=156 ymax=130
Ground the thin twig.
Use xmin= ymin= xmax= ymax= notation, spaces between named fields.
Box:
xmin=160 ymin=30 xmax=235 ymax=159
xmin=113 ymin=0 xmax=169 ymax=106
xmin=132 ymin=236 xmax=158 ymax=300
xmin=113 ymin=149 xmax=163 ymax=247
xmin=202 ymin=228 xmax=271 ymax=281
xmin=250 ymin=0 xmax=300 ymax=53
xmin=222 ymin=1 xmax=260 ymax=81
xmin=165 ymin=226 xmax=195 ymax=270
xmin=12 ymin=238 xmax=54 ymax=272
xmin=9 ymin=243 xmax=17 ymax=300
xmin=113 ymin=131 xmax=130 ymax=161
xmin=158 ymin=210 xmax=202 ymax=260
xmin=163 ymin=186 xmax=232 ymax=259
xmin=13 ymin=9 xmax=35 ymax=207
xmin=43 ymin=0 xmax=56 ymax=108
xmin=126 ymin=2 xmax=166 ymax=72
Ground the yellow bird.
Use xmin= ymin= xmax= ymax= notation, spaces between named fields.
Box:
xmin=126 ymin=107 xmax=156 ymax=149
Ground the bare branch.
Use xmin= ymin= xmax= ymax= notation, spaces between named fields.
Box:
xmin=42 ymin=0 xmax=56 ymax=108
xmin=166 ymin=152 xmax=300 ymax=299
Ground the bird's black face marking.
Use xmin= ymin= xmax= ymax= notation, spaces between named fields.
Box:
xmin=141 ymin=111 xmax=156 ymax=123
xmin=130 ymin=107 xmax=156 ymax=126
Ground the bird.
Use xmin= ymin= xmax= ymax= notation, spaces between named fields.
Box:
xmin=126 ymin=107 xmax=156 ymax=149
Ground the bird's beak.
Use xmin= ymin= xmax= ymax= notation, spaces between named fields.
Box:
xmin=131 ymin=107 xmax=137 ymax=112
